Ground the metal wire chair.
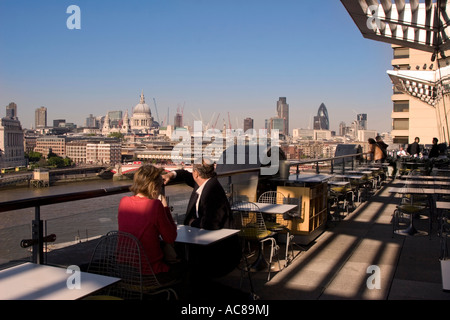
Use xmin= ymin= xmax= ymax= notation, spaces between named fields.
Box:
xmin=87 ymin=230 xmax=179 ymax=300
xmin=233 ymin=201 xmax=280 ymax=281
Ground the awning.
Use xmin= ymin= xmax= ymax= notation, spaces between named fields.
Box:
xmin=341 ymin=0 xmax=450 ymax=55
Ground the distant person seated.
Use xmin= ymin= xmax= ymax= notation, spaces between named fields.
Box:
xmin=397 ymin=147 xmax=407 ymax=157
xmin=428 ymin=137 xmax=440 ymax=158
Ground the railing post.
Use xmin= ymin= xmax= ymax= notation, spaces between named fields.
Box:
xmin=32 ymin=206 xmax=44 ymax=264
xmin=342 ymin=156 xmax=345 ymax=174
xmin=331 ymin=159 xmax=334 ymax=174
xmin=316 ymin=161 xmax=319 ymax=174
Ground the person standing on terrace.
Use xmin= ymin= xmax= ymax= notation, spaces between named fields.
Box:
xmin=428 ymin=137 xmax=440 ymax=158
xmin=407 ymin=137 xmax=422 ymax=157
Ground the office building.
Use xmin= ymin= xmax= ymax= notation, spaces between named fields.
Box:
xmin=313 ymin=103 xmax=329 ymax=130
xmin=389 ymin=45 xmax=439 ymax=144
xmin=0 ymin=105 xmax=25 ymax=168
xmin=6 ymin=102 xmax=17 ymax=120
xmin=108 ymin=111 xmax=123 ymax=128
xmin=53 ymin=119 xmax=66 ymax=128
xmin=35 ymin=106 xmax=47 ymax=129
xmin=243 ymin=118 xmax=254 ymax=132
xmin=357 ymin=114 xmax=367 ymax=130
xmin=276 ymin=97 xmax=289 ymax=136
xmin=85 ymin=114 xmax=96 ymax=128
xmin=86 ymin=141 xmax=121 ymax=165
xmin=174 ymin=112 xmax=183 ymax=128
xmin=342 ymin=1 xmax=450 ymax=144
xmin=35 ymin=136 xmax=67 ymax=158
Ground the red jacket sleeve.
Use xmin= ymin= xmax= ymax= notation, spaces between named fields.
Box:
xmin=157 ymin=203 xmax=177 ymax=244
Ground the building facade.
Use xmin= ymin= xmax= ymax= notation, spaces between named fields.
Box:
xmin=276 ymin=97 xmax=289 ymax=136
xmin=390 ymin=45 xmax=439 ymax=144
xmin=35 ymin=106 xmax=47 ymax=129
xmin=313 ymin=103 xmax=329 ymax=130
xmin=0 ymin=116 xmax=26 ymax=169
xmin=34 ymin=136 xmax=67 ymax=158
xmin=86 ymin=142 xmax=121 ymax=165
xmin=243 ymin=117 xmax=254 ymax=132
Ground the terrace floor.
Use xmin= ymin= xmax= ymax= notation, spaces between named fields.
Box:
xmin=34 ymin=178 xmax=450 ymax=301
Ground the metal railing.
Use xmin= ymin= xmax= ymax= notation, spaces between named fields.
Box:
xmin=0 ymin=152 xmax=369 ymax=265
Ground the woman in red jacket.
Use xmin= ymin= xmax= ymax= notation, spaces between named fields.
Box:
xmin=118 ymin=164 xmax=181 ymax=285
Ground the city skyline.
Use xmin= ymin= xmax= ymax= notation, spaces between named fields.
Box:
xmin=0 ymin=1 xmax=394 ymax=133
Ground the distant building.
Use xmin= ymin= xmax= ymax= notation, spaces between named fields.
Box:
xmin=276 ymin=97 xmax=289 ymax=136
xmin=243 ymin=117 xmax=254 ymax=132
xmin=293 ymin=128 xmax=314 ymax=140
xmin=86 ymin=141 xmax=122 ymax=165
xmin=174 ymin=112 xmax=183 ymax=128
xmin=357 ymin=113 xmax=367 ymax=130
xmin=53 ymin=119 xmax=66 ymax=128
xmin=131 ymin=91 xmax=157 ymax=133
xmin=389 ymin=45 xmax=439 ymax=144
xmin=313 ymin=103 xmax=329 ymax=130
xmin=35 ymin=106 xmax=47 ymax=129
xmin=108 ymin=110 xmax=123 ymax=128
xmin=339 ymin=121 xmax=346 ymax=136
xmin=6 ymin=102 xmax=17 ymax=120
xmin=35 ymin=136 xmax=66 ymax=158
xmin=0 ymin=106 xmax=26 ymax=168
xmin=85 ymin=114 xmax=97 ymax=128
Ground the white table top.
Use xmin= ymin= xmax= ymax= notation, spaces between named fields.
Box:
xmin=287 ymin=174 xmax=334 ymax=183
xmin=399 ymin=175 xmax=450 ymax=180
xmin=328 ymin=181 xmax=351 ymax=186
xmin=175 ymin=225 xmax=240 ymax=246
xmin=0 ymin=262 xmax=120 ymax=300
xmin=436 ymin=201 xmax=450 ymax=209
xmin=389 ymin=187 xmax=450 ymax=195
xmin=401 ymin=180 xmax=449 ymax=186
xmin=333 ymin=174 xmax=365 ymax=179
xmin=232 ymin=202 xmax=298 ymax=215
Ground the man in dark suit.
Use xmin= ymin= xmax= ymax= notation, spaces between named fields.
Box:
xmin=163 ymin=159 xmax=231 ymax=230
xmin=162 ymin=159 xmax=239 ymax=279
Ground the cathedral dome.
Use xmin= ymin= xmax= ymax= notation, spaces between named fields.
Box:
xmin=133 ymin=91 xmax=151 ymax=115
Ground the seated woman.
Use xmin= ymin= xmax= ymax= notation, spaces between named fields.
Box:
xmin=118 ymin=164 xmax=182 ymax=285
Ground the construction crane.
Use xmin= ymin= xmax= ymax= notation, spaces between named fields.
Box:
xmin=213 ymin=113 xmax=221 ymax=129
xmin=152 ymin=98 xmax=160 ymax=125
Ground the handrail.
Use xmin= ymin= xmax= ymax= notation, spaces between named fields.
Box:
xmin=0 ymin=169 xmax=262 ymax=213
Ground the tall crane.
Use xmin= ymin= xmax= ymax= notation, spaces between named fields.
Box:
xmin=213 ymin=113 xmax=221 ymax=129
xmin=152 ymin=98 xmax=160 ymax=125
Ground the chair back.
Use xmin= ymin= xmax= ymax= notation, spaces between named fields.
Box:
xmin=87 ymin=231 xmax=161 ymax=300
xmin=258 ymin=191 xmax=286 ymax=204
xmin=232 ymin=201 xmax=271 ymax=240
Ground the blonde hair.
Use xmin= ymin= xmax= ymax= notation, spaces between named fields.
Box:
xmin=130 ymin=165 xmax=164 ymax=199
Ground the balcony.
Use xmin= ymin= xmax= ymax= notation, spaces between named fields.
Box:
xmin=1 ymin=154 xmax=449 ymax=301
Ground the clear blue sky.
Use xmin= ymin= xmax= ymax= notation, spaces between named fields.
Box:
xmin=0 ymin=0 xmax=394 ymax=133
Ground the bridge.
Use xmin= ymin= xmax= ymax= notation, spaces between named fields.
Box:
xmin=0 ymin=166 xmax=109 ymax=188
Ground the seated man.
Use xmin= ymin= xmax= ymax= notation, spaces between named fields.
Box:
xmin=163 ymin=159 xmax=240 ymax=278
xmin=163 ymin=158 xmax=232 ymax=230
